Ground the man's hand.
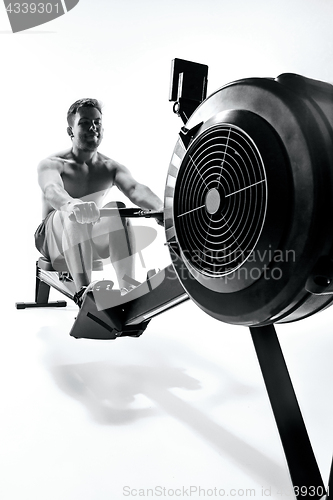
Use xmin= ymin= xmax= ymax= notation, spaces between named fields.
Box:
xmin=65 ymin=200 xmax=100 ymax=224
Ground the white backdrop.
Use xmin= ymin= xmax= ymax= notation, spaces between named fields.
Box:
xmin=3 ymin=0 xmax=333 ymax=287
xmin=1 ymin=1 xmax=333 ymax=499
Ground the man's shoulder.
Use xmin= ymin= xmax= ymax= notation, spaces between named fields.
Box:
xmin=38 ymin=149 xmax=72 ymax=171
xmin=97 ymin=152 xmax=122 ymax=171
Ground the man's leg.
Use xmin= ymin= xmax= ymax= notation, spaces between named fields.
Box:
xmin=48 ymin=211 xmax=93 ymax=292
xmin=91 ymin=206 xmax=136 ymax=290
xmin=110 ymin=218 xmax=136 ymax=290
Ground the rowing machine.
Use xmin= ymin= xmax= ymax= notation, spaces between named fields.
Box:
xmin=18 ymin=59 xmax=333 ymax=497
xmin=164 ymin=62 xmax=333 ymax=499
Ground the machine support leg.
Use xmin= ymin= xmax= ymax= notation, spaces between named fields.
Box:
xmin=35 ymin=275 xmax=51 ymax=304
xmin=250 ymin=324 xmax=325 ymax=499
xmin=326 ymin=457 xmax=332 ymax=498
xmin=15 ymin=262 xmax=67 ymax=309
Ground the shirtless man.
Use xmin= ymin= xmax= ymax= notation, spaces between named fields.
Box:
xmin=35 ymin=98 xmax=163 ymax=304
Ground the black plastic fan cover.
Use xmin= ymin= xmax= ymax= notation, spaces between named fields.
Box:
xmin=164 ymin=74 xmax=333 ymax=326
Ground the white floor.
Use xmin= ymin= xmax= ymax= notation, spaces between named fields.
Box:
xmin=4 ymin=256 xmax=332 ymax=500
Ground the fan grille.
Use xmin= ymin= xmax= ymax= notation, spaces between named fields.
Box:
xmin=174 ymin=124 xmax=267 ymax=277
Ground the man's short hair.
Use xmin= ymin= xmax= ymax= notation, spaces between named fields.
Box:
xmin=67 ymin=98 xmax=103 ymax=126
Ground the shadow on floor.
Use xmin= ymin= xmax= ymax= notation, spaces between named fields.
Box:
xmin=37 ymin=325 xmax=291 ymax=491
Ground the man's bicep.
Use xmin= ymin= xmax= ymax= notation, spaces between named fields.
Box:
xmin=114 ymin=164 xmax=137 ymax=197
xmin=37 ymin=159 xmax=64 ymax=193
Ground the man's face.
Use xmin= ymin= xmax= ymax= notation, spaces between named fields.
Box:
xmin=70 ymin=106 xmax=103 ymax=151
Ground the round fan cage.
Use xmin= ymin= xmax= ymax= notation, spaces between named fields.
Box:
xmin=174 ymin=124 xmax=267 ymax=278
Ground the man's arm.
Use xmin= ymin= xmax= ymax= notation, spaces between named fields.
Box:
xmin=113 ymin=163 xmax=163 ymax=211
xmin=38 ymin=158 xmax=77 ymax=209
xmin=37 ymin=158 xmax=99 ymax=223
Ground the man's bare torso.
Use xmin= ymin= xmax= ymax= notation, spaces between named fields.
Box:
xmin=42 ymin=148 xmax=117 ymax=218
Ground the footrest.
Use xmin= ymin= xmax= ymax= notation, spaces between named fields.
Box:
xmin=69 ymin=285 xmax=150 ymax=340
xmin=16 ymin=300 xmax=67 ymax=309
